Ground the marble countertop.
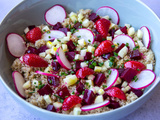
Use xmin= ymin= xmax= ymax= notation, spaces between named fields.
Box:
xmin=0 ymin=0 xmax=160 ymax=120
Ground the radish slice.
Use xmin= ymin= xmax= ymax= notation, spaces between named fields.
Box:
xmin=12 ymin=71 xmax=26 ymax=99
xmin=73 ymin=28 xmax=94 ymax=44
xmin=56 ymin=47 xmax=71 ymax=70
xmin=45 ymin=5 xmax=67 ymax=26
xmin=96 ymin=6 xmax=120 ymax=24
xmin=104 ymin=69 xmax=119 ymax=90
xmin=42 ymin=30 xmax=66 ymax=41
xmin=35 ymin=71 xmax=60 ymax=78
xmin=140 ymin=26 xmax=151 ymax=49
xmin=129 ymin=69 xmax=156 ymax=89
xmin=113 ymin=35 xmax=135 ymax=50
xmin=81 ymin=100 xmax=110 ymax=111
xmin=6 ymin=33 xmax=27 ymax=57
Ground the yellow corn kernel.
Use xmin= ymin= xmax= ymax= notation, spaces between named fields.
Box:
xmin=62 ymin=44 xmax=68 ymax=52
xmin=63 ymin=75 xmax=78 ymax=86
xmin=50 ymin=47 xmax=58 ymax=55
xmin=98 ymin=89 xmax=105 ymax=95
xmin=94 ymin=66 xmax=102 ymax=72
xmin=46 ymin=41 xmax=54 ymax=48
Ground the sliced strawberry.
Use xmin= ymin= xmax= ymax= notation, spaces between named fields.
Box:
xmin=94 ymin=40 xmax=114 ymax=56
xmin=105 ymin=87 xmax=126 ymax=100
xmin=21 ymin=53 xmax=48 ymax=67
xmin=95 ymin=18 xmax=111 ymax=38
xmin=124 ymin=61 xmax=146 ymax=71
xmin=62 ymin=95 xmax=82 ymax=111
xmin=26 ymin=27 xmax=42 ymax=43
xmin=76 ymin=67 xmax=94 ymax=79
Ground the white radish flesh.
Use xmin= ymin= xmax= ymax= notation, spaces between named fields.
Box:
xmin=35 ymin=71 xmax=60 ymax=78
xmin=96 ymin=6 xmax=120 ymax=24
xmin=81 ymin=100 xmax=110 ymax=111
xmin=104 ymin=69 xmax=119 ymax=90
xmin=6 ymin=33 xmax=27 ymax=57
xmin=12 ymin=71 xmax=26 ymax=99
xmin=45 ymin=5 xmax=66 ymax=26
xmin=113 ymin=34 xmax=135 ymax=50
xmin=140 ymin=26 xmax=151 ymax=49
xmin=73 ymin=28 xmax=94 ymax=44
xmin=129 ymin=69 xmax=156 ymax=89
xmin=56 ymin=47 xmax=71 ymax=70
xmin=42 ymin=30 xmax=66 ymax=41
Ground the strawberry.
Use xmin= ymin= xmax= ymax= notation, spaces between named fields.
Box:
xmin=95 ymin=18 xmax=111 ymax=38
xmin=76 ymin=67 xmax=94 ymax=79
xmin=26 ymin=27 xmax=42 ymax=43
xmin=62 ymin=95 xmax=82 ymax=111
xmin=124 ymin=61 xmax=146 ymax=71
xmin=21 ymin=53 xmax=48 ymax=67
xmin=105 ymin=87 xmax=126 ymax=100
xmin=94 ymin=40 xmax=114 ymax=56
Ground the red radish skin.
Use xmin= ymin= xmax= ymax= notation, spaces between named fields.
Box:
xmin=56 ymin=47 xmax=72 ymax=70
xmin=12 ymin=71 xmax=26 ymax=99
xmin=35 ymin=71 xmax=60 ymax=78
xmin=45 ymin=5 xmax=67 ymax=26
xmin=129 ymin=69 xmax=156 ymax=89
xmin=96 ymin=6 xmax=120 ymax=24
xmin=140 ymin=26 xmax=151 ymax=49
xmin=42 ymin=30 xmax=66 ymax=41
xmin=104 ymin=69 xmax=119 ymax=90
xmin=73 ymin=28 xmax=94 ymax=44
xmin=81 ymin=100 xmax=110 ymax=111
xmin=113 ymin=35 xmax=135 ymax=50
xmin=6 ymin=33 xmax=27 ymax=58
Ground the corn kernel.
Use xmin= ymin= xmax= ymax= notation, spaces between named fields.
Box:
xmin=53 ymin=102 xmax=62 ymax=109
xmin=128 ymin=27 xmax=135 ymax=36
xmin=78 ymin=39 xmax=86 ymax=46
xmin=23 ymin=81 xmax=31 ymax=89
xmin=46 ymin=41 xmax=54 ymax=48
xmin=50 ymin=47 xmax=58 ymax=55
xmin=43 ymin=95 xmax=52 ymax=104
xmin=62 ymin=44 xmax=68 ymax=52
xmin=94 ymin=66 xmax=102 ymax=72
xmin=94 ymin=95 xmax=104 ymax=104
xmin=137 ymin=29 xmax=143 ymax=39
xmin=73 ymin=107 xmax=81 ymax=115
xmin=87 ymin=45 xmax=95 ymax=52
xmin=98 ymin=89 xmax=105 ymax=95
xmin=63 ymin=75 xmax=78 ymax=86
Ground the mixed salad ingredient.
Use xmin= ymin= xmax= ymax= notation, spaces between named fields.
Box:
xmin=8 ymin=4 xmax=156 ymax=115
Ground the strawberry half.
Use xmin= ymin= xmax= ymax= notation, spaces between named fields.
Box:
xmin=124 ymin=61 xmax=146 ymax=71
xmin=95 ymin=18 xmax=111 ymax=38
xmin=94 ymin=40 xmax=114 ymax=56
xmin=105 ymin=87 xmax=126 ymax=100
xmin=21 ymin=53 xmax=48 ymax=67
xmin=76 ymin=67 xmax=94 ymax=79
xmin=26 ymin=27 xmax=42 ymax=43
xmin=62 ymin=95 xmax=82 ymax=111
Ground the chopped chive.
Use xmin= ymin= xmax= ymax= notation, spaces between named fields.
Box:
xmin=56 ymin=52 xmax=59 ymax=56
xmin=109 ymin=18 xmax=112 ymax=20
xmin=69 ymin=24 xmax=72 ymax=29
xmin=125 ymin=43 xmax=129 ymax=47
xmin=48 ymin=36 xmax=51 ymax=38
xmin=77 ymin=36 xmax=81 ymax=38
xmin=113 ymin=52 xmax=118 ymax=57
xmin=74 ymin=20 xmax=77 ymax=24
xmin=57 ymin=39 xmax=61 ymax=42
xmin=61 ymin=72 xmax=68 ymax=76
xmin=125 ymin=59 xmax=129 ymax=62
xmin=65 ymin=25 xmax=69 ymax=28
xmin=88 ymin=39 xmax=91 ymax=42
xmin=73 ymin=42 xmax=77 ymax=46
xmin=29 ymin=91 xmax=35 ymax=94
xmin=137 ymin=69 xmax=140 ymax=71
xmin=73 ymin=59 xmax=76 ymax=62
xmin=72 ymin=91 xmax=75 ymax=95
xmin=102 ymin=85 xmax=107 ymax=88
xmin=82 ymin=91 xmax=85 ymax=95
xmin=133 ymin=46 xmax=139 ymax=50
xmin=93 ymin=44 xmax=98 ymax=49
xmin=108 ymin=70 xmax=112 ymax=75
xmin=122 ymin=64 xmax=124 ymax=68
xmin=47 ymin=31 xmax=51 ymax=34
xmin=38 ymin=84 xmax=45 ymax=89
xmin=109 ymin=61 xmax=113 ymax=67
xmin=111 ymin=45 xmax=115 ymax=48
xmin=98 ymin=63 xmax=104 ymax=67
xmin=49 ymin=80 xmax=52 ymax=84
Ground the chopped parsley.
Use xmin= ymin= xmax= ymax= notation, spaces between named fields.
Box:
xmin=109 ymin=56 xmax=115 ymax=62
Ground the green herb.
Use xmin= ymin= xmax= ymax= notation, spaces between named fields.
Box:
xmin=60 ymin=99 xmax=64 ymax=103
xmin=65 ymin=96 xmax=69 ymax=98
xmin=47 ymin=31 xmax=51 ymax=34
xmin=61 ymin=72 xmax=68 ymax=76
xmin=82 ymin=91 xmax=85 ymax=95
xmin=122 ymin=64 xmax=124 ymax=68
xmin=73 ymin=59 xmax=76 ymax=62
xmin=70 ymin=71 xmax=75 ymax=74
xmin=65 ymin=25 xmax=69 ymax=28
xmin=108 ymin=70 xmax=112 ymax=75
xmin=137 ymin=69 xmax=140 ymax=71
xmin=132 ymin=75 xmax=138 ymax=82
xmin=48 ymin=36 xmax=51 ymax=38
xmin=73 ymin=42 xmax=77 ymax=46
xmin=57 ymin=39 xmax=61 ymax=42
xmin=74 ymin=20 xmax=78 ymax=24
xmin=79 ymin=26 xmax=83 ymax=28
xmin=125 ymin=59 xmax=129 ymax=62
xmin=111 ymin=45 xmax=115 ymax=48
xmin=133 ymin=46 xmax=139 ymax=50
xmin=117 ymin=43 xmax=119 ymax=45
xmin=49 ymin=80 xmax=52 ymax=84
xmin=98 ymin=63 xmax=104 ymax=67
xmin=89 ymin=64 xmax=94 ymax=69
xmin=93 ymin=44 xmax=98 ymax=49
xmin=43 ymin=29 xmax=46 ymax=32
xmin=116 ymin=65 xmax=120 ymax=68
xmin=85 ymin=82 xmax=89 ymax=86
xmin=38 ymin=81 xmax=42 ymax=85
xmin=107 ymin=75 xmax=109 ymax=78
xmin=29 ymin=91 xmax=35 ymax=94
xmin=76 ymin=81 xmax=80 ymax=85
xmin=88 ymin=39 xmax=91 ymax=42
xmin=54 ymin=94 xmax=62 ymax=99
xmin=69 ymin=24 xmax=72 ymax=29
xmin=109 ymin=56 xmax=115 ymax=62
xmin=77 ymin=36 xmax=81 ymax=38
xmin=85 ymin=61 xmax=89 ymax=64
xmin=92 ymin=61 xmax=97 ymax=66
xmin=71 ymin=28 xmax=76 ymax=34
xmin=80 ymin=22 xmax=82 ymax=24
xmin=38 ymin=84 xmax=45 ymax=89
xmin=102 ymin=85 xmax=107 ymax=88
xmin=102 ymin=38 xmax=106 ymax=41
xmin=113 ymin=52 xmax=118 ymax=57
xmin=89 ymin=59 xmax=93 ymax=62
xmin=109 ymin=18 xmax=112 ymax=20
xmin=92 ymin=56 xmax=96 ymax=59
xmin=56 ymin=52 xmax=59 ymax=56
xmin=72 ymin=91 xmax=75 ymax=95
xmin=125 ymin=43 xmax=129 ymax=47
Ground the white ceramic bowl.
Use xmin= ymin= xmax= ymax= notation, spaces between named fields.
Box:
xmin=0 ymin=0 xmax=160 ymax=120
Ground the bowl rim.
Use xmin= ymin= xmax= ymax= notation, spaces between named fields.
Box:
xmin=0 ymin=0 xmax=160 ymax=118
